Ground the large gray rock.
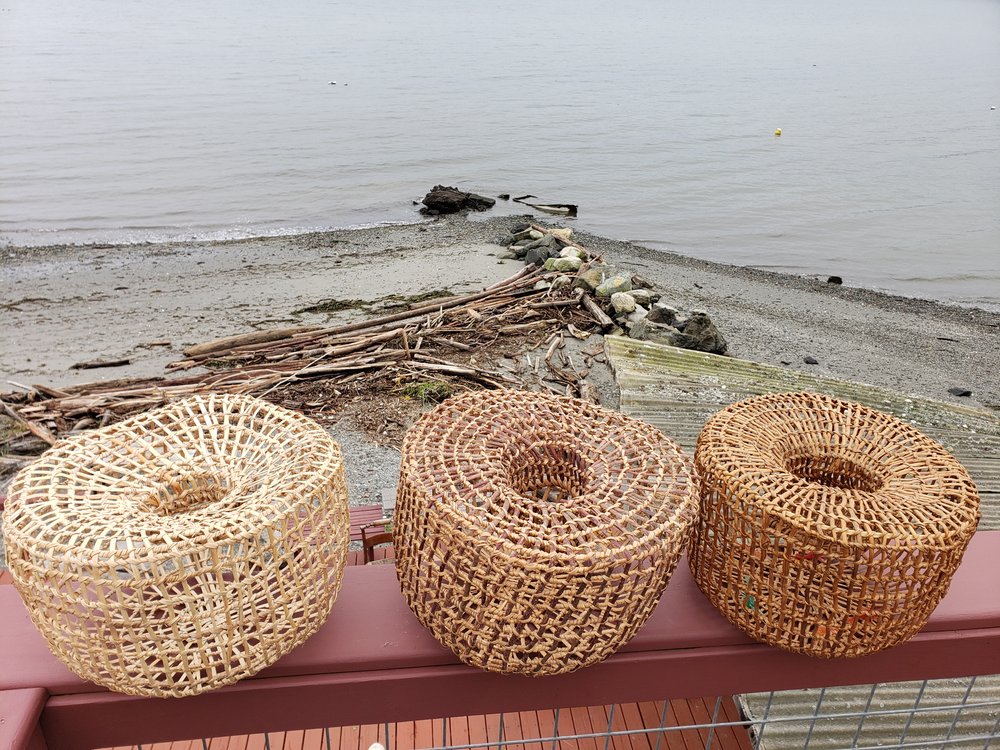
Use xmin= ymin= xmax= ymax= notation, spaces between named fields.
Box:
xmin=630 ymin=318 xmax=688 ymax=347
xmin=628 ymin=288 xmax=659 ymax=307
xmin=633 ymin=312 xmax=728 ymax=354
xmin=682 ymin=312 xmax=728 ymax=354
xmin=544 ymin=256 xmax=583 ymax=272
xmin=420 ymin=185 xmax=496 ymax=214
xmin=610 ymin=292 xmax=637 ymax=314
xmin=595 ymin=274 xmax=633 ymax=297
xmin=525 ymin=245 xmax=559 ymax=266
xmin=560 ymin=246 xmax=585 ymax=260
xmin=539 ymin=234 xmax=560 ymax=248
xmin=575 ymin=265 xmax=608 ymax=292
xmin=624 ymin=305 xmax=648 ymax=330
xmin=648 ymin=303 xmax=682 ymax=326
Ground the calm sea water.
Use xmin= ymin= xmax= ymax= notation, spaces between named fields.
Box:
xmin=1 ymin=0 xmax=998 ymax=308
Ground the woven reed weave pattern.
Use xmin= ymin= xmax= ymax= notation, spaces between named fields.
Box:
xmin=3 ymin=393 xmax=349 ymax=697
xmin=395 ymin=389 xmax=699 ymax=676
xmin=690 ymin=391 xmax=980 ymax=659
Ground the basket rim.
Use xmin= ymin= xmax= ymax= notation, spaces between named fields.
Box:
xmin=694 ymin=390 xmax=980 ymax=547
xmin=399 ymin=389 xmax=700 ymax=566
xmin=3 ymin=393 xmax=344 ymax=562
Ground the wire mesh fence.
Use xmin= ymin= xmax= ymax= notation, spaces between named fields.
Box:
xmin=121 ymin=677 xmax=1000 ymax=750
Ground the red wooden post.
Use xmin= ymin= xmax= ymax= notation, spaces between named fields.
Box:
xmin=0 ymin=688 xmax=48 ymax=750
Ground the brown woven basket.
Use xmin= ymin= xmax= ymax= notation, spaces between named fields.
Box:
xmin=690 ymin=391 xmax=980 ymax=658
xmin=394 ymin=389 xmax=699 ymax=676
xmin=3 ymin=394 xmax=349 ymax=697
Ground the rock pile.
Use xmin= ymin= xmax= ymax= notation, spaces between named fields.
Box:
xmin=502 ymin=223 xmax=728 ymax=355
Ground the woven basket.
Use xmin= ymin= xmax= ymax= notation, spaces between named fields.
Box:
xmin=690 ymin=391 xmax=980 ymax=658
xmin=3 ymin=394 xmax=349 ymax=697
xmin=395 ymin=389 xmax=699 ymax=676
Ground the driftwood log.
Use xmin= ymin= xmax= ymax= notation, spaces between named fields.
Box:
xmin=1 ymin=227 xmax=619 ymax=459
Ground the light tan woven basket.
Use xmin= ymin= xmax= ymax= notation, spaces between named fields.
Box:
xmin=395 ymin=389 xmax=699 ymax=676
xmin=3 ymin=393 xmax=349 ymax=697
xmin=690 ymin=391 xmax=980 ymax=658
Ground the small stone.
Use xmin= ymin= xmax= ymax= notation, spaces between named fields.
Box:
xmin=496 ymin=250 xmax=518 ymax=260
xmin=595 ymin=274 xmax=633 ymax=297
xmin=511 ymin=228 xmax=535 ymax=242
xmin=631 ymin=273 xmax=654 ymax=289
xmin=827 ymin=276 xmax=843 ymax=285
xmin=509 ymin=244 xmax=530 ymax=259
xmin=511 ymin=222 xmax=531 ymax=234
xmin=529 ymin=230 xmax=544 ymax=240
xmin=549 ymin=227 xmax=574 ymax=240
xmin=610 ymin=292 xmax=637 ymax=315
xmin=804 ymin=356 xmax=819 ymax=365
xmin=628 ymin=288 xmax=658 ymax=307
xmin=575 ymin=266 xmax=608 ymax=292
xmin=498 ymin=193 xmax=511 ymax=200
xmin=648 ymin=303 xmax=681 ymax=326
xmin=550 ymin=275 xmax=572 ymax=290
xmin=560 ymin=246 xmax=585 ymax=260
xmin=948 ymin=387 xmax=972 ymax=397
xmin=544 ymin=256 xmax=583 ymax=272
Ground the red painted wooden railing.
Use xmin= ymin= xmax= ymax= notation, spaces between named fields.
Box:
xmin=2 ymin=531 xmax=999 ymax=750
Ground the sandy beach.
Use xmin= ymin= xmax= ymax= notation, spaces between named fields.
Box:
xmin=3 ymin=214 xmax=998 ymax=411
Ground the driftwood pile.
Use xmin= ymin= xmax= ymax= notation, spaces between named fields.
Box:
xmin=1 ymin=229 xmax=616 ymax=467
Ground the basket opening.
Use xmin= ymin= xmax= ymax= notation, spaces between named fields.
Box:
xmin=786 ymin=453 xmax=884 ymax=492
xmin=508 ymin=444 xmax=588 ymax=503
xmin=141 ymin=471 xmax=228 ymax=516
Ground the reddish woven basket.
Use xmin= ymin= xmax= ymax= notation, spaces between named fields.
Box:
xmin=394 ymin=389 xmax=699 ymax=676
xmin=689 ymin=391 xmax=980 ymax=658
